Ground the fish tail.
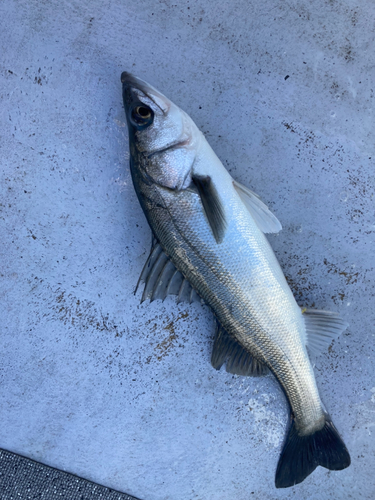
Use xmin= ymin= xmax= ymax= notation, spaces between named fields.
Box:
xmin=275 ymin=414 xmax=350 ymax=488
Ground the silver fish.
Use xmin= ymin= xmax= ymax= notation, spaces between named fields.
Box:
xmin=120 ymin=72 xmax=351 ymax=488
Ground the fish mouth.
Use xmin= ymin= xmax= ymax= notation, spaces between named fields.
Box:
xmin=121 ymin=72 xmax=151 ymax=92
xmin=121 ymin=72 xmax=170 ymax=114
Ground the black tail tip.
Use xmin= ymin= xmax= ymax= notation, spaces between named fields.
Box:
xmin=275 ymin=415 xmax=351 ymax=488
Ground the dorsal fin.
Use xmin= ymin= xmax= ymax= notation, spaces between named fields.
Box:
xmin=211 ymin=321 xmax=269 ymax=376
xmin=135 ymin=237 xmax=201 ymax=304
xmin=233 ymin=180 xmax=282 ymax=233
xmin=302 ymin=308 xmax=349 ymax=356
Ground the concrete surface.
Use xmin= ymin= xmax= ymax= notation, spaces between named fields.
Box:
xmin=1 ymin=0 xmax=374 ymax=499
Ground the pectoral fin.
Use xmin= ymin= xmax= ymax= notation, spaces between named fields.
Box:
xmin=211 ymin=321 xmax=269 ymax=376
xmin=192 ymin=175 xmax=226 ymax=243
xmin=233 ymin=180 xmax=282 ymax=233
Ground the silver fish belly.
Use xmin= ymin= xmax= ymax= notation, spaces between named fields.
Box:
xmin=121 ymin=72 xmax=351 ymax=488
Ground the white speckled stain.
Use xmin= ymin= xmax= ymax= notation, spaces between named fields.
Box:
xmin=347 ymin=77 xmax=357 ymax=99
xmin=247 ymin=393 xmax=284 ymax=448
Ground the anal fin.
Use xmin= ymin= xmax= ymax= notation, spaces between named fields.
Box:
xmin=302 ymin=309 xmax=349 ymax=356
xmin=211 ymin=321 xmax=269 ymax=377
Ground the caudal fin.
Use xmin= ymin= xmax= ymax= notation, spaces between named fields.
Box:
xmin=275 ymin=415 xmax=351 ymax=488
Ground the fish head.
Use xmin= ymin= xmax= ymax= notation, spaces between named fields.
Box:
xmin=121 ymin=72 xmax=199 ymax=190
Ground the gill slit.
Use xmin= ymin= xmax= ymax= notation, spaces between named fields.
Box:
xmin=146 ymin=138 xmax=191 ymax=159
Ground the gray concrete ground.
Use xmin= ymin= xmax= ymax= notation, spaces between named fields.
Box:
xmin=1 ymin=1 xmax=374 ymax=499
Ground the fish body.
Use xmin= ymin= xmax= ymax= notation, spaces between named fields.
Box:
xmin=121 ymin=72 xmax=350 ymax=487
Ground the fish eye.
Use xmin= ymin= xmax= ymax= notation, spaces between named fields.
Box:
xmin=134 ymin=106 xmax=152 ymax=119
xmin=130 ymin=104 xmax=154 ymax=129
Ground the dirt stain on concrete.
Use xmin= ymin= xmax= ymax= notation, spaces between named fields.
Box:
xmin=155 ymin=311 xmax=189 ymax=361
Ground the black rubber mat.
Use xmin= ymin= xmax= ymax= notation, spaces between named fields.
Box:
xmin=0 ymin=449 xmax=141 ymax=500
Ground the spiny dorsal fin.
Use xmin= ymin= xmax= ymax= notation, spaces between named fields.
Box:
xmin=135 ymin=237 xmax=201 ymax=304
xmin=302 ymin=308 xmax=349 ymax=356
xmin=233 ymin=179 xmax=282 ymax=233
xmin=192 ymin=175 xmax=226 ymax=243
xmin=211 ymin=322 xmax=269 ymax=377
